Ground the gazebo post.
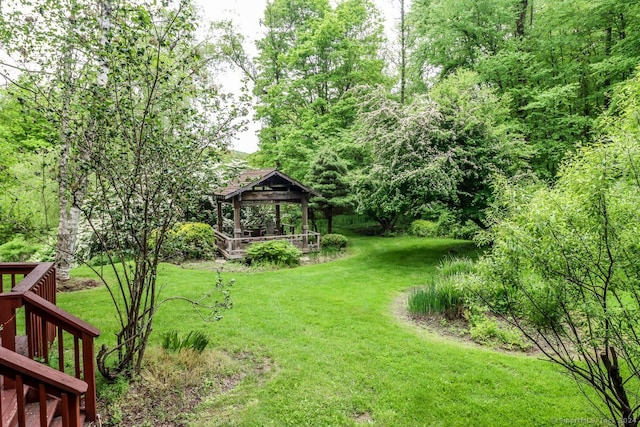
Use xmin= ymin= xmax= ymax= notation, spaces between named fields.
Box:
xmin=275 ymin=204 xmax=282 ymax=235
xmin=301 ymin=196 xmax=309 ymax=250
xmin=216 ymin=200 xmax=223 ymax=232
xmin=233 ymin=197 xmax=242 ymax=250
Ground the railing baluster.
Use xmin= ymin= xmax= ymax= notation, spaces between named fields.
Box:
xmin=61 ymin=393 xmax=69 ymax=426
xmin=74 ymin=336 xmax=80 ymax=379
xmin=38 ymin=383 xmax=47 ymax=427
xmin=25 ymin=307 xmax=33 ymax=359
xmin=0 ymin=372 xmax=3 ymax=426
xmin=41 ymin=315 xmax=48 ymax=363
xmin=16 ymin=374 xmax=25 ymax=427
xmin=82 ymin=334 xmax=97 ymax=421
xmin=58 ymin=326 xmax=65 ymax=373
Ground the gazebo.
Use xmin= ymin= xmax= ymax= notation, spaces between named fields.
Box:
xmin=213 ymin=168 xmax=321 ymax=259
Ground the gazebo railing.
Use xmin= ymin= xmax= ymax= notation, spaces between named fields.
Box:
xmin=214 ymin=230 xmax=321 ymax=260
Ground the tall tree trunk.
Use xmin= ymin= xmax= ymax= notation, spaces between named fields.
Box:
xmin=516 ymin=0 xmax=529 ymax=38
xmin=400 ymin=0 xmax=408 ymax=105
xmin=400 ymin=0 xmax=406 ymax=105
xmin=55 ymin=0 xmax=110 ymax=282
xmin=55 ymin=40 xmax=76 ymax=282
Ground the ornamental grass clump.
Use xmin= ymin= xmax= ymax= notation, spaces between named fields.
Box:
xmin=408 ymin=257 xmax=476 ymax=319
xmin=408 ymin=277 xmax=466 ymax=320
xmin=161 ymin=330 xmax=210 ymax=354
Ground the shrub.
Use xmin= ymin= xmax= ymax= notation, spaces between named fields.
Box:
xmin=158 ymin=222 xmax=216 ymax=262
xmin=30 ymin=239 xmax=56 ymax=262
xmin=246 ymin=240 xmax=302 ymax=267
xmin=435 ymin=211 xmax=481 ymax=240
xmin=161 ymin=330 xmax=209 ymax=354
xmin=321 ymin=233 xmax=348 ymax=253
xmin=0 ymin=236 xmax=40 ymax=262
xmin=408 ymin=219 xmax=438 ymax=237
xmin=467 ymin=313 xmax=529 ymax=351
xmin=519 ymin=273 xmax=564 ymax=331
xmin=175 ymin=222 xmax=216 ymax=260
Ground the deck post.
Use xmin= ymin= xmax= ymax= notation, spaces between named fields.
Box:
xmin=275 ymin=204 xmax=282 ymax=235
xmin=301 ymin=196 xmax=309 ymax=250
xmin=233 ymin=197 xmax=242 ymax=250
xmin=216 ymin=200 xmax=223 ymax=232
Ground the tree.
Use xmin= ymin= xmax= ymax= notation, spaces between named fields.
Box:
xmin=407 ymin=0 xmax=515 ymax=84
xmin=306 ymin=147 xmax=353 ymax=233
xmin=483 ymin=137 xmax=640 ymax=426
xmin=0 ymin=88 xmax=55 ymax=188
xmin=352 ymin=86 xmax=458 ymax=232
xmin=0 ymin=88 xmax=58 ymax=241
xmin=480 ymin=69 xmax=640 ymax=427
xmin=2 ymin=0 xmax=244 ymax=379
xmin=253 ymin=0 xmax=387 ymax=179
xmin=78 ymin=0 xmax=241 ymax=379
xmin=353 ymin=70 xmax=526 ymax=232
xmin=408 ymin=0 xmax=640 ymax=179
xmin=0 ymin=0 xmax=113 ymax=281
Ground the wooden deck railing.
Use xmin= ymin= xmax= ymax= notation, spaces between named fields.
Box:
xmin=214 ymin=230 xmax=321 ymax=259
xmin=0 ymin=263 xmax=100 ymax=424
xmin=0 ymin=346 xmax=88 ymax=426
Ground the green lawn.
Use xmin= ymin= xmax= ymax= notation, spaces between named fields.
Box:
xmin=64 ymin=236 xmax=593 ymax=426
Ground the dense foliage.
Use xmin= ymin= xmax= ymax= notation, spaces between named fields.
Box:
xmin=409 ymin=0 xmax=640 ymax=179
xmin=306 ymin=148 xmax=354 ymax=233
xmin=159 ymin=222 xmax=217 ymax=262
xmin=478 ymin=136 xmax=640 ymax=425
xmin=246 ymin=240 xmax=303 ymax=267
xmin=320 ymin=233 xmax=348 ymax=252
xmin=353 ymin=70 xmax=526 ymax=232
xmin=460 ymin=70 xmax=640 ymax=425
xmin=245 ymin=0 xmax=387 ymax=179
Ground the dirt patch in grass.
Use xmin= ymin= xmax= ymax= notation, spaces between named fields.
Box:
xmin=353 ymin=411 xmax=374 ymax=424
xmin=392 ymin=292 xmax=470 ymax=342
xmin=96 ymin=349 xmax=274 ymax=427
xmin=57 ymin=277 xmax=101 ymax=292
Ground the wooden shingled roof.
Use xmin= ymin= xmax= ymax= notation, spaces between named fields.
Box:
xmin=214 ymin=168 xmax=320 ymax=200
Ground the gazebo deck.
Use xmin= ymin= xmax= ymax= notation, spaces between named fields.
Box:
xmin=214 ymin=229 xmax=321 ymax=260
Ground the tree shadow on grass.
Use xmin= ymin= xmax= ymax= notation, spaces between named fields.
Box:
xmin=361 ymin=239 xmax=481 ymax=271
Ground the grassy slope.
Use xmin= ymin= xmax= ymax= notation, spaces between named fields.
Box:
xmin=63 ymin=236 xmax=593 ymax=426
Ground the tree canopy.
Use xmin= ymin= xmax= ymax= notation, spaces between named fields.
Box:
xmin=353 ymin=70 xmax=527 ymax=231
xmin=253 ymin=0 xmax=387 ymax=179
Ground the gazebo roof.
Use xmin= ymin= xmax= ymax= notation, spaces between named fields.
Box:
xmin=214 ymin=168 xmax=320 ymax=201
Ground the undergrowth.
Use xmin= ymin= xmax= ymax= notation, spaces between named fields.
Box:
xmin=97 ymin=348 xmax=251 ymax=426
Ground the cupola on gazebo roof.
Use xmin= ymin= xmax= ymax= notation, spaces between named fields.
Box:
xmin=212 ymin=169 xmax=321 ymax=259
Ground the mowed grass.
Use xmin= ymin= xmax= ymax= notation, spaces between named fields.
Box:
xmin=62 ymin=236 xmax=594 ymax=426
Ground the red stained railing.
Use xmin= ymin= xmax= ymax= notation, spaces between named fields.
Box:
xmin=0 ymin=263 xmax=100 ymax=425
